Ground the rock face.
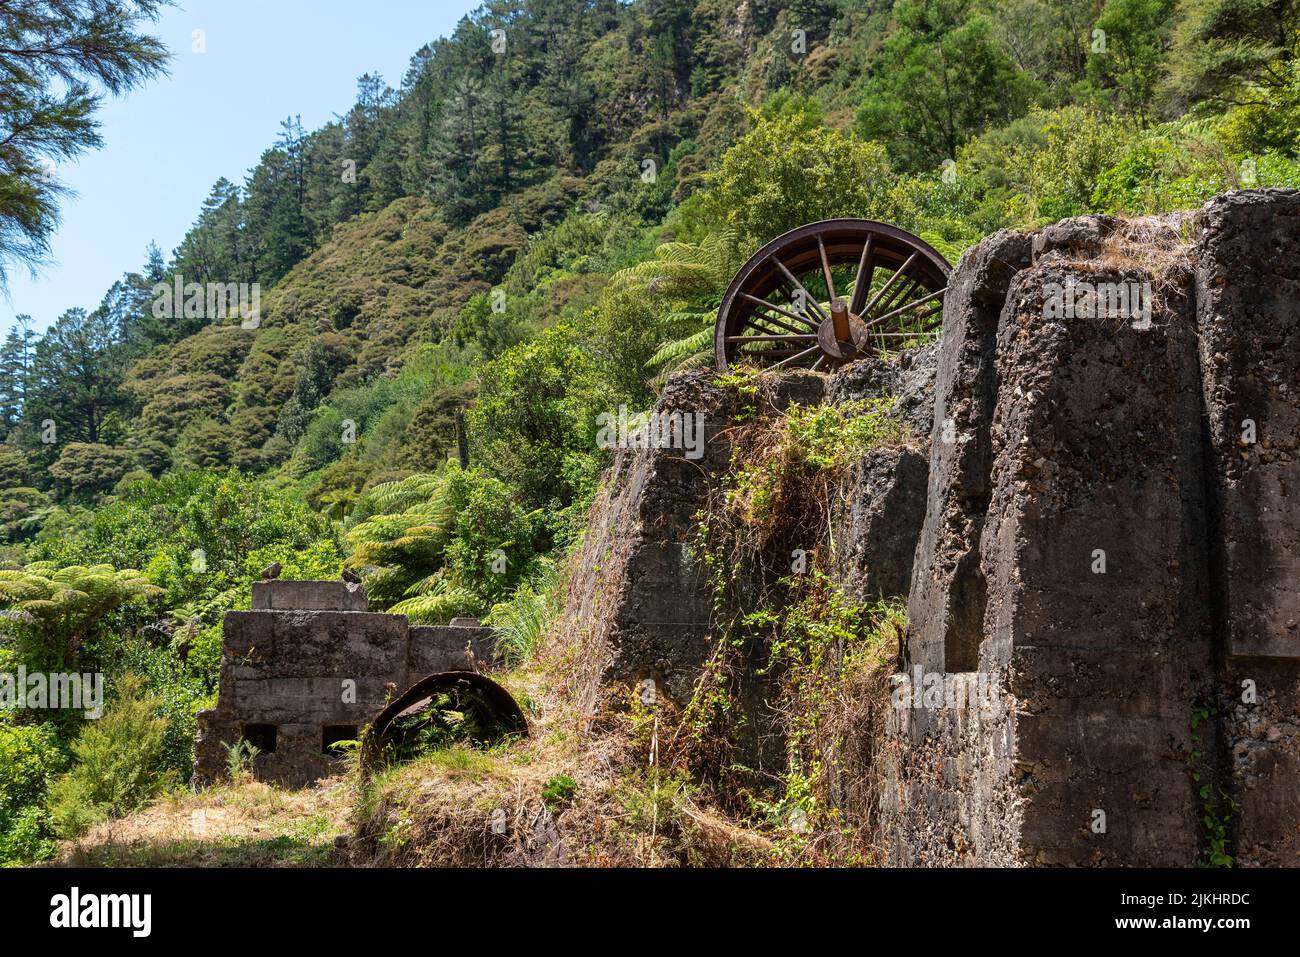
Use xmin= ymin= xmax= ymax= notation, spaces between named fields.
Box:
xmin=830 ymin=446 xmax=929 ymax=603
xmin=194 ymin=581 xmax=498 ymax=787
xmin=906 ymin=231 xmax=1034 ymax=675
xmin=1196 ymin=191 xmax=1300 ymax=659
xmin=884 ymin=190 xmax=1300 ymax=866
xmin=824 ymin=346 xmax=938 ymax=604
xmin=555 ymin=370 xmax=745 ymax=708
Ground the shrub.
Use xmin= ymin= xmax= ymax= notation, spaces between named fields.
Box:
xmin=469 ymin=322 xmax=609 ymax=511
xmin=48 ymin=442 xmax=134 ymax=496
xmin=704 ymin=109 xmax=899 ymax=253
xmin=37 ymin=469 xmax=341 ymax=612
xmin=542 ymin=774 xmax=577 ymax=810
xmin=48 ymin=673 xmax=179 ymax=838
xmin=0 ymin=717 xmax=64 ymax=864
xmin=1090 ymin=126 xmax=1231 ymax=214
xmin=727 ymin=398 xmax=903 ymax=527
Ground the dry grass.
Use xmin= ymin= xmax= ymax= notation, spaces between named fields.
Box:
xmin=347 ymin=645 xmax=783 ymax=867
xmin=53 ymin=777 xmax=354 ymax=867
xmin=1096 ymin=213 xmax=1195 ymax=306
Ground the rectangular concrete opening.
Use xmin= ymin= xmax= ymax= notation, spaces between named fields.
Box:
xmin=242 ymin=722 xmax=277 ymax=754
xmin=322 ymin=724 xmax=357 ymax=756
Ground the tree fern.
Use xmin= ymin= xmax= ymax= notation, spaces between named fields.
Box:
xmin=0 ymin=563 xmax=161 ymax=666
xmin=604 ymin=229 xmax=741 ymax=385
xmin=389 ymin=573 xmax=481 ymax=624
xmin=347 ymin=475 xmax=459 ymax=608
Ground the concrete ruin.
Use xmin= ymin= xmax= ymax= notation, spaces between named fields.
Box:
xmin=559 ymin=189 xmax=1300 ymax=866
xmin=194 ymin=581 xmax=496 ymax=787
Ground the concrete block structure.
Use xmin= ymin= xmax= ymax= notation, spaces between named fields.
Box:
xmin=194 ymin=581 xmax=496 ymax=787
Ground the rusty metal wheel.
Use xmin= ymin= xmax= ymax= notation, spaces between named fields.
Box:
xmin=714 ymin=218 xmax=951 ymax=372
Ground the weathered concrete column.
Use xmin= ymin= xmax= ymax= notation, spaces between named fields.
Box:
xmin=1195 ymin=189 xmax=1300 ymax=866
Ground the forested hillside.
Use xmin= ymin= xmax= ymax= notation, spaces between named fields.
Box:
xmin=1 ymin=0 xmax=1297 ymax=864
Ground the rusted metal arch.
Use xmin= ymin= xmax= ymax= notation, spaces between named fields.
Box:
xmin=361 ymin=670 xmax=528 ymax=769
xmin=714 ymin=218 xmax=952 ymax=372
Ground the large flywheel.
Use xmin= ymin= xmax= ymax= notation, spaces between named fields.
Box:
xmin=714 ymin=219 xmax=951 ymax=372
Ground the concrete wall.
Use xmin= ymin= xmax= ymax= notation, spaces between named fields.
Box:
xmin=1196 ymin=192 xmax=1300 ymax=864
xmin=885 ymin=190 xmax=1300 ymax=866
xmin=194 ymin=582 xmax=498 ymax=787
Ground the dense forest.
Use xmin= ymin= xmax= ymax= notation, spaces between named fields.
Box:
xmin=0 ymin=0 xmax=1297 ymax=864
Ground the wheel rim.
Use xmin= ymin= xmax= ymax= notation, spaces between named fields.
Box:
xmin=714 ymin=218 xmax=951 ymax=372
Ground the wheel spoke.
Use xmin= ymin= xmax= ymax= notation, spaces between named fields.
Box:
xmin=861 ymin=251 xmax=918 ymax=319
xmin=861 ymin=287 xmax=947 ymax=331
xmin=817 ymin=234 xmax=836 ymax=303
xmin=879 ymin=278 xmax=919 ymax=316
xmin=774 ymin=259 xmax=828 ymax=322
xmin=726 ymin=334 xmax=817 ymax=343
xmin=746 ymin=315 xmax=802 ymax=339
xmin=771 ymin=343 xmax=822 ymax=369
xmin=736 ymin=347 xmax=807 ymax=359
xmin=849 ymin=233 xmax=875 ymax=316
xmin=741 ymin=294 xmax=819 ymax=332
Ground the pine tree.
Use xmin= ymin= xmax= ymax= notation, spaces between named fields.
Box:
xmin=26 ymin=307 xmax=128 ymax=447
xmin=0 ymin=315 xmax=36 ymax=436
xmin=244 ymin=117 xmax=312 ymax=284
xmin=0 ymin=1 xmax=173 ymax=284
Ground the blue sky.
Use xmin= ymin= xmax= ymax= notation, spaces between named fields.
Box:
xmin=4 ymin=0 xmax=482 ymax=333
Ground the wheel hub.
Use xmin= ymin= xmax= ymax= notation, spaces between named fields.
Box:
xmin=815 ymin=298 xmax=869 ymax=364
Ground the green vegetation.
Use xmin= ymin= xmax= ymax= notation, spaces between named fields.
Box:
xmin=673 ymin=382 xmax=911 ymax=863
xmin=48 ymin=674 xmax=178 ymax=838
xmin=725 ymin=394 xmax=902 ymax=532
xmin=753 ymin=580 xmax=905 ymax=862
xmin=0 ymin=0 xmax=1295 ymax=864
xmin=0 ymin=716 xmax=64 ymax=862
xmin=1191 ymin=701 xmax=1237 ymax=868
xmin=541 ymin=773 xmax=577 ymax=810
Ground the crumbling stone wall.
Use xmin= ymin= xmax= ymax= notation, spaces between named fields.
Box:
xmin=195 ymin=583 xmax=497 ymax=788
xmin=1196 ymin=192 xmax=1300 ymax=865
xmin=885 ymin=190 xmax=1300 ymax=866
xmin=829 ymin=346 xmax=937 ymax=604
xmin=557 ymin=370 xmax=833 ymax=706
xmin=558 ymin=355 xmax=935 ymax=708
